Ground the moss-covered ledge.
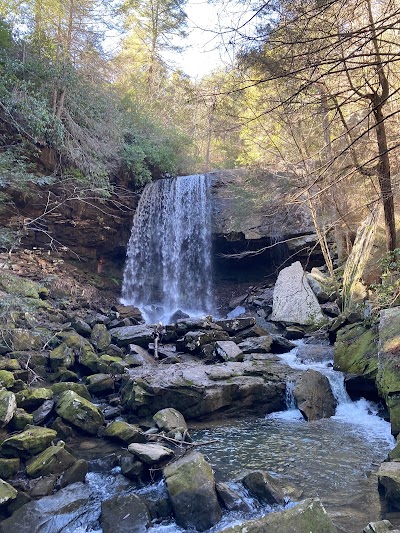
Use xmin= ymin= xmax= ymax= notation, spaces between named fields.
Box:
xmin=377 ymin=307 xmax=400 ymax=435
xmin=334 ymin=322 xmax=378 ymax=379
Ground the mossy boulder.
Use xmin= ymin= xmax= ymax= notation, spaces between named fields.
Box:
xmin=0 ymin=359 xmax=20 ymax=372
xmin=334 ymin=323 xmax=378 ymax=380
xmin=1 ymin=427 xmax=57 ymax=457
xmin=15 ymin=388 xmax=53 ymax=411
xmin=0 ymin=390 xmax=16 ymax=427
xmin=51 ymin=382 xmax=91 ymax=401
xmin=0 ymin=458 xmax=20 ymax=479
xmin=0 ymin=479 xmax=17 ymax=505
xmin=9 ymin=408 xmax=33 ymax=431
xmin=86 ymin=374 xmax=114 ymax=395
xmin=164 ymin=451 xmax=222 ymax=531
xmin=49 ymin=344 xmax=75 ymax=371
xmin=103 ymin=421 xmax=146 ymax=444
xmin=55 ymin=390 xmax=104 ymax=435
xmin=219 ymin=498 xmax=336 ymax=532
xmin=377 ymin=308 xmax=400 ymax=434
xmin=0 ymin=272 xmax=48 ymax=300
xmin=90 ymin=324 xmax=111 ymax=352
xmin=26 ymin=443 xmax=75 ymax=478
xmin=153 ymin=408 xmax=188 ymax=433
xmin=0 ymin=370 xmax=15 ymax=390
xmin=99 ymin=355 xmax=126 ymax=374
xmin=11 ymin=329 xmax=44 ymax=352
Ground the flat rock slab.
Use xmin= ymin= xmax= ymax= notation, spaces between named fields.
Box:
xmin=214 ymin=341 xmax=243 ymax=362
xmin=121 ymin=360 xmax=292 ymax=419
xmin=271 ymin=261 xmax=324 ymax=325
xmin=109 ymin=325 xmax=155 ymax=348
xmin=101 ymin=493 xmax=150 ymax=533
xmin=128 ymin=443 xmax=174 ymax=464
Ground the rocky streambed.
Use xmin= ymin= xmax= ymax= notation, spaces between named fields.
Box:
xmin=0 ymin=258 xmax=400 ymax=532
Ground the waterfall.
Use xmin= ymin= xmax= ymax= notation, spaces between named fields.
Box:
xmin=121 ymin=174 xmax=213 ymax=323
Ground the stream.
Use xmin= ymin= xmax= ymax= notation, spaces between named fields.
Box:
xmin=77 ymin=342 xmax=396 ymax=533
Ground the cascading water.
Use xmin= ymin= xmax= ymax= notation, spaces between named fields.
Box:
xmin=121 ymin=174 xmax=213 ymax=323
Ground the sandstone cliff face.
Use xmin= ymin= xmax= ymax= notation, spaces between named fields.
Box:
xmin=1 ymin=169 xmax=321 ymax=278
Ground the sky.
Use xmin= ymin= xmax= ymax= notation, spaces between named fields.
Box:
xmin=166 ymin=0 xmax=257 ymax=79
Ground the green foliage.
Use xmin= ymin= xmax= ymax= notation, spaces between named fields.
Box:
xmin=371 ymin=249 xmax=400 ymax=311
xmin=0 ymin=147 xmax=55 ymax=188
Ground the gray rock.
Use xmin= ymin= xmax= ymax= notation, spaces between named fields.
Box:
xmin=363 ymin=520 xmax=396 ymax=533
xmin=216 ymin=482 xmax=253 ymax=512
xmin=306 ymin=273 xmax=330 ymax=303
xmin=55 ymin=391 xmax=104 ymax=435
xmin=378 ymin=461 xmax=400 ymax=510
xmin=215 ymin=317 xmax=256 ymax=333
xmin=164 ymin=451 xmax=222 ymax=531
xmin=219 ymin=498 xmax=337 ymax=532
xmin=0 ymin=483 xmax=96 ymax=533
xmin=0 ymin=390 xmax=17 ymax=427
xmin=238 ymin=336 xmax=272 ymax=354
xmin=270 ymin=335 xmax=296 ymax=353
xmin=153 ymin=408 xmax=188 ymax=432
xmin=176 ymin=330 xmax=229 ymax=354
xmin=70 ymin=318 xmax=92 ymax=337
xmin=101 ymin=493 xmax=151 ymax=533
xmin=110 ymin=325 xmax=154 ymax=347
xmin=121 ymin=360 xmax=288 ymax=419
xmin=242 ymin=470 xmax=285 ymax=505
xmin=294 ymin=370 xmax=337 ymax=421
xmin=90 ymin=323 xmax=111 ymax=352
xmin=214 ymin=341 xmax=243 ymax=362
xmin=31 ymin=399 xmax=54 ymax=425
xmin=271 ymin=262 xmax=324 ymax=325
xmin=296 ymin=344 xmax=334 ymax=364
xmin=128 ymin=443 xmax=174 ymax=465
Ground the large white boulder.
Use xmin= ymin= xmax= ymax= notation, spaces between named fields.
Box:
xmin=271 ymin=262 xmax=324 ymax=325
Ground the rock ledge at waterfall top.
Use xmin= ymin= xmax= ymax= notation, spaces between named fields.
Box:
xmin=271 ymin=261 xmax=325 ymax=325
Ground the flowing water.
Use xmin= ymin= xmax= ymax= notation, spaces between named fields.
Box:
xmin=121 ymin=175 xmax=213 ymax=323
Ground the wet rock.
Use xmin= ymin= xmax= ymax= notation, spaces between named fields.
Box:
xmin=0 ymin=458 xmax=20 ymax=479
xmin=0 ymin=482 xmax=95 ymax=533
xmin=229 ymin=294 xmax=248 ymax=309
xmin=238 ymin=336 xmax=272 ymax=354
xmin=90 ymin=323 xmax=111 ymax=352
xmin=15 ymin=388 xmax=53 ymax=411
xmin=26 ymin=442 xmax=75 ymax=478
xmin=0 ymin=479 xmax=17 ymax=505
xmin=51 ymin=382 xmax=91 ymax=401
xmin=104 ymin=421 xmax=146 ymax=444
xmin=164 ymin=451 xmax=222 ymax=531
xmin=0 ymin=370 xmax=15 ymax=390
xmin=29 ymin=475 xmax=57 ymax=497
xmin=294 ymin=370 xmax=337 ymax=421
xmin=8 ymin=408 xmax=32 ymax=431
xmin=378 ymin=462 xmax=400 ymax=509
xmin=6 ymin=491 xmax=31 ymax=514
xmin=334 ymin=323 xmax=378 ymax=379
xmin=86 ymin=373 xmax=115 ymax=395
xmin=153 ymin=408 xmax=188 ymax=433
xmin=216 ymin=482 xmax=253 ymax=512
xmin=242 ymin=470 xmax=285 ymax=505
xmin=219 ymin=498 xmax=337 ymax=532
xmin=176 ymin=330 xmax=229 ymax=354
xmin=128 ymin=443 xmax=174 ymax=465
xmin=214 ymin=341 xmax=243 ymax=362
xmin=0 ymin=390 xmax=16 ymax=427
xmin=101 ymin=492 xmax=151 ymax=533
xmin=170 ymin=310 xmax=190 ymax=322
xmin=270 ymin=335 xmax=296 ymax=353
xmin=55 ymin=390 xmax=104 ymax=435
xmin=215 ymin=317 xmax=256 ymax=334
xmin=271 ymin=261 xmax=324 ymax=325
xmin=59 ymin=459 xmax=88 ymax=488
xmin=1 ymin=427 xmax=57 ymax=457
xmin=110 ymin=325 xmax=154 ymax=348
xmin=31 ymin=399 xmax=54 ymax=425
xmin=120 ymin=455 xmax=146 ymax=480
xmin=297 ymin=344 xmax=334 ymax=364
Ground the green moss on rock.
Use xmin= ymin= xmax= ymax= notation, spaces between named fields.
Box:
xmin=0 ymin=370 xmax=15 ymax=390
xmin=103 ymin=421 xmax=146 ymax=444
xmin=0 ymin=458 xmax=20 ymax=479
xmin=26 ymin=443 xmax=75 ymax=478
xmin=51 ymin=382 xmax=91 ymax=401
xmin=55 ymin=390 xmax=104 ymax=435
xmin=334 ymin=323 xmax=378 ymax=379
xmin=1 ymin=427 xmax=57 ymax=457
